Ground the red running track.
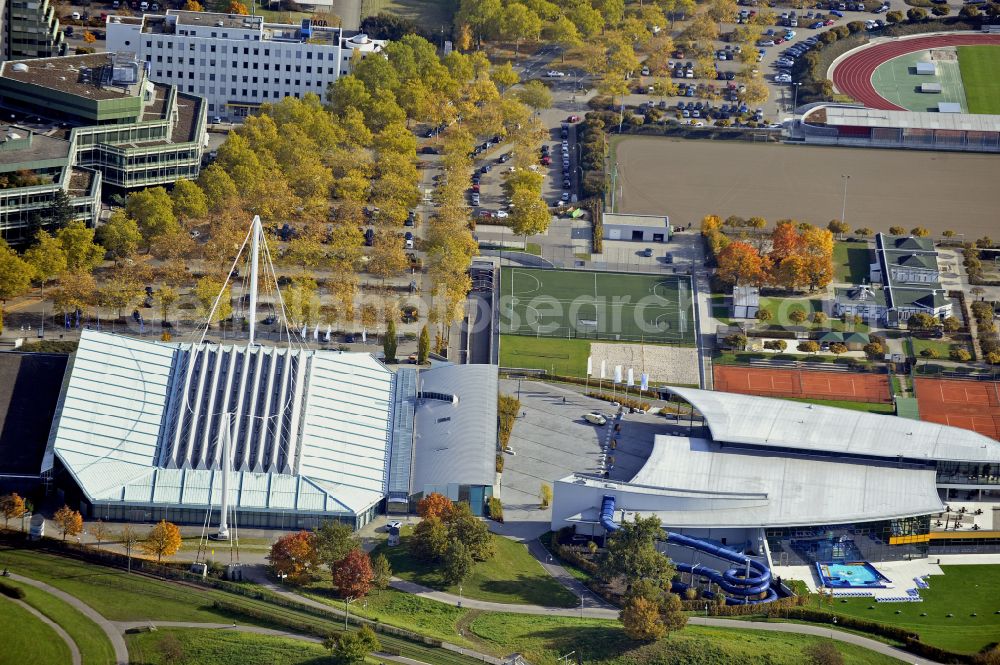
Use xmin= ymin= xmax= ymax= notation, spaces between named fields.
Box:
xmin=831 ymin=34 xmax=1000 ymax=110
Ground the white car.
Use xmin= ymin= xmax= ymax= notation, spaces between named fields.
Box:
xmin=584 ymin=412 xmax=607 ymax=425
xmin=495 ymin=210 xmax=509 ymax=218
xmin=547 ymin=70 xmax=566 ymax=77
xmin=774 ymin=73 xmax=792 ymax=83
xmin=503 ymin=445 xmax=516 ymax=455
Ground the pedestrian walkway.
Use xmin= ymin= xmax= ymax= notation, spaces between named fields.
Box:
xmin=9 ymin=595 xmax=81 ymax=665
xmin=10 ymin=572 xmax=129 ymax=665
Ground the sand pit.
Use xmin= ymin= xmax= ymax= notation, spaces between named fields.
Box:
xmin=590 ymin=342 xmax=700 ymax=386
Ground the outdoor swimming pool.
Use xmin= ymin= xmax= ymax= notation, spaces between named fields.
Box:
xmin=815 ymin=561 xmax=891 ymax=589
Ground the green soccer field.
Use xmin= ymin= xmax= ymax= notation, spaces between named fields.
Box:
xmin=499 ymin=267 xmax=695 ymax=344
xmin=958 ymin=45 xmax=1000 ymax=114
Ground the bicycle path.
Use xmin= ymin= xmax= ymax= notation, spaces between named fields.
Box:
xmin=4 ymin=594 xmax=81 ymax=665
xmin=10 ymin=572 xmax=130 ymax=665
xmin=113 ymin=621 xmax=429 ymax=665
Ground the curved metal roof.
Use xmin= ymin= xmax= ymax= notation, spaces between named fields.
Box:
xmin=668 ymin=387 xmax=1000 ymax=462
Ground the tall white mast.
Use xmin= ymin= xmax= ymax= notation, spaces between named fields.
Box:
xmin=216 ymin=412 xmax=232 ymax=540
xmin=247 ymin=215 xmax=261 ymax=346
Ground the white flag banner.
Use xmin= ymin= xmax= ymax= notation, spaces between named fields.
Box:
xmin=600 ymin=360 xmax=607 ymax=379
xmin=627 ymin=368 xmax=634 ymax=387
xmin=362 ymin=328 xmax=367 ymax=343
xmin=313 ymin=323 xmax=320 ymax=340
xmin=640 ymin=373 xmax=649 ymax=391
xmin=301 ymin=325 xmax=307 ymax=339
xmin=614 ymin=365 xmax=622 ymax=384
xmin=325 ymin=325 xmax=332 ymax=342
xmin=587 ymin=356 xmax=593 ymax=377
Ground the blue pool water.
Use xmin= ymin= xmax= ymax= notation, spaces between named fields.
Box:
xmin=815 ymin=562 xmax=891 ymax=588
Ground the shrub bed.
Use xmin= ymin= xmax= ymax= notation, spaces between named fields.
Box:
xmin=584 ymin=392 xmax=651 ymax=411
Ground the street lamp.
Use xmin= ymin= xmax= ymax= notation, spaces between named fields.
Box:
xmin=344 ymin=596 xmax=354 ymax=630
xmin=840 ymin=174 xmax=851 ymax=226
xmin=831 ymin=615 xmax=838 ymax=639
xmin=458 ymin=584 xmax=463 ymax=608
xmin=791 ymin=82 xmax=802 ymax=112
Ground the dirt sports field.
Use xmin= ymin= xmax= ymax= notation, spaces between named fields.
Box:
xmin=714 ymin=365 xmax=892 ymax=403
xmin=615 ymin=137 xmax=998 ymax=236
xmin=915 ymin=376 xmax=1000 ymax=441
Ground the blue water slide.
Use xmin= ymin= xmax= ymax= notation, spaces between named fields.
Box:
xmin=599 ymin=495 xmax=777 ymax=604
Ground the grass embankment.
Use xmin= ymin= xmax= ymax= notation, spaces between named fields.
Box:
xmin=5 ymin=578 xmax=116 ymax=665
xmin=0 ymin=595 xmax=72 ymax=665
xmin=371 ymin=532 xmax=579 ymax=608
xmin=126 ymin=628 xmax=331 ymax=665
xmin=499 ymin=334 xmax=591 ymax=375
xmin=470 ymin=613 xmax=901 ymax=665
xmin=833 ymin=241 xmax=872 ymax=284
xmin=824 ymin=565 xmax=1000 ymax=654
xmin=958 ymin=46 xmax=1000 ymax=115
xmin=303 ymin=587 xmax=469 ymax=646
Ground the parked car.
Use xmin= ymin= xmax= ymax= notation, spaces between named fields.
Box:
xmin=584 ymin=412 xmax=607 ymax=425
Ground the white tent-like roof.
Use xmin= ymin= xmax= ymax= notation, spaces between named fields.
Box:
xmin=51 ymin=330 xmax=395 ymax=517
xmin=669 ymin=387 xmax=1000 ymax=463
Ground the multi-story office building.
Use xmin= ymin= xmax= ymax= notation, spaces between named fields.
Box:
xmin=0 ymin=123 xmax=100 ymax=240
xmin=5 ymin=0 xmax=67 ymax=59
xmin=0 ymin=52 xmax=207 ymax=237
xmin=106 ymin=10 xmax=385 ymax=121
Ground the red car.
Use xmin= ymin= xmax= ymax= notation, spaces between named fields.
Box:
xmin=478 ymin=210 xmax=493 ymax=219
xmin=540 ymin=156 xmax=551 ymax=165
xmin=824 ymin=18 xmax=835 ymax=25
xmin=566 ymin=115 xmax=580 ymax=123
xmin=471 ymin=184 xmax=480 ymax=193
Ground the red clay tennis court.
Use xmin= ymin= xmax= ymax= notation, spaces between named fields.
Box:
xmin=714 ymin=365 xmax=891 ymax=403
xmin=914 ymin=377 xmax=1000 ymax=441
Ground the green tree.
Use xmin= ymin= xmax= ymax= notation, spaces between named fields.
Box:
xmin=441 ymin=538 xmax=474 ymax=585
xmin=661 ymin=592 xmax=688 ymax=635
xmin=789 ymin=308 xmax=807 ymax=324
xmin=314 ymin=520 xmax=358 ymax=569
xmin=193 ymin=277 xmax=232 ymax=325
xmin=24 ymin=230 xmax=67 ymax=288
xmin=500 ymin=3 xmax=542 ymax=58
xmin=409 ymin=516 xmax=449 ymax=561
xmin=545 ymin=15 xmax=581 ymax=60
xmin=599 ymin=515 xmax=673 ymax=586
xmin=155 ymin=286 xmax=178 ymax=324
xmin=324 ymin=625 xmax=379 ymax=664
xmin=0 ymin=241 xmax=32 ymax=323
xmin=491 ymin=61 xmax=519 ymax=93
xmin=797 ymin=340 xmax=820 ymax=353
xmin=906 ymin=7 xmax=927 ymax=20
xmin=126 ymin=187 xmax=179 ymax=251
xmin=197 ymin=164 xmax=238 ymax=213
xmin=170 ymin=179 xmax=208 ymax=223
xmin=99 ymin=210 xmax=142 ymax=263
xmin=372 ymin=553 xmax=392 ymax=591
xmin=515 ymin=80 xmax=553 ymax=113
xmin=417 ymin=324 xmax=430 ymax=364
xmin=56 ymin=221 xmax=104 ymax=274
xmin=383 ymin=317 xmax=398 ymax=363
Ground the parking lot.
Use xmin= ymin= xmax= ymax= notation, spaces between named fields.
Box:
xmin=498 ymin=380 xmax=699 ymax=520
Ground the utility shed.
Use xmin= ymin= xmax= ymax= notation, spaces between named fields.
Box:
xmin=938 ymin=102 xmax=962 ymax=113
xmin=920 ymin=83 xmax=942 ymax=93
xmin=915 ymin=62 xmax=936 ymax=75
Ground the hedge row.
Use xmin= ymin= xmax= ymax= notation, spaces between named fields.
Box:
xmin=584 ymin=392 xmax=651 ymax=411
xmin=0 ymin=580 xmax=25 ymax=599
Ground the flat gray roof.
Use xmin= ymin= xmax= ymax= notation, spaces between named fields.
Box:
xmin=0 ymin=54 xmax=140 ymax=100
xmin=411 ymin=364 xmax=498 ymax=492
xmin=822 ymin=104 xmax=1000 ymax=132
xmin=603 ymin=212 xmax=669 ymax=227
xmin=669 ymin=387 xmax=1000 ymax=462
xmin=621 ymin=435 xmax=941 ymax=527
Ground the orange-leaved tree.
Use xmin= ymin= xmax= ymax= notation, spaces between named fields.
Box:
xmin=330 ymin=548 xmax=374 ymax=599
xmin=0 ymin=492 xmax=25 ymax=529
xmin=269 ymin=530 xmax=320 ymax=584
xmin=715 ymin=240 xmax=770 ymax=287
xmin=417 ymin=492 xmax=453 ymax=519
xmin=141 ymin=520 xmax=181 ymax=563
xmin=53 ymin=505 xmax=83 ymax=541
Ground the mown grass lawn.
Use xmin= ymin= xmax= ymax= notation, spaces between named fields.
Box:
xmin=6 ymin=578 xmax=116 ymax=665
xmin=371 ymin=533 xmax=579 ymax=608
xmin=0 ymin=547 xmax=252 ymax=624
xmin=826 ymin=565 xmax=1000 ymax=654
xmin=910 ymin=337 xmax=973 ymax=362
xmin=499 ymin=334 xmax=591 ymax=376
xmin=833 ymin=241 xmax=872 ymax=284
xmin=470 ymin=613 xmax=902 ymax=665
xmin=125 ymin=628 xmax=333 ymax=665
xmin=959 ymin=46 xmax=1000 ymax=114
xmin=0 ymin=594 xmax=72 ymax=665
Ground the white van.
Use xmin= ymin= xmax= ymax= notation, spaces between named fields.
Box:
xmin=584 ymin=412 xmax=608 ymax=425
